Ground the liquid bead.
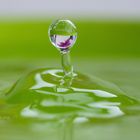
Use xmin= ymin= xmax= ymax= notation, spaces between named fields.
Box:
xmin=48 ymin=20 xmax=77 ymax=52
xmin=49 ymin=20 xmax=77 ymax=83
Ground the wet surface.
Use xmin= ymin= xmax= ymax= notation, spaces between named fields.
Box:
xmin=0 ymin=64 xmax=140 ymax=140
xmin=1 ymin=68 xmax=138 ymax=121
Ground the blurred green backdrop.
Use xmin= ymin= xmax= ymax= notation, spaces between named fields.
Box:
xmin=0 ymin=20 xmax=140 ymax=59
xmin=0 ymin=7 xmax=140 ymax=140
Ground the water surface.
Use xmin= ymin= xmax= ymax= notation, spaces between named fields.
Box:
xmin=0 ymin=67 xmax=139 ymax=140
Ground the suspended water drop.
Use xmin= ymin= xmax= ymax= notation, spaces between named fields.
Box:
xmin=48 ymin=20 xmax=77 ymax=83
xmin=48 ymin=19 xmax=77 ymax=52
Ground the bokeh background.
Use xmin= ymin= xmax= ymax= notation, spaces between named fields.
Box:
xmin=0 ymin=0 xmax=140 ymax=140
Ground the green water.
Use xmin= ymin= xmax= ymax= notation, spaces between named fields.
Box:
xmin=4 ymin=67 xmax=138 ymax=118
xmin=0 ymin=20 xmax=140 ymax=140
xmin=0 ymin=65 xmax=139 ymax=140
xmin=0 ymin=59 xmax=140 ymax=140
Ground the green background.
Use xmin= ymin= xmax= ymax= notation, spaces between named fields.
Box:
xmin=0 ymin=20 xmax=140 ymax=140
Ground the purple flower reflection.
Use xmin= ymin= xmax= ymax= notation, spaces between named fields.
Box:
xmin=58 ymin=36 xmax=73 ymax=48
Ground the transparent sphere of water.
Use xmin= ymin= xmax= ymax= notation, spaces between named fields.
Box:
xmin=48 ymin=20 xmax=77 ymax=51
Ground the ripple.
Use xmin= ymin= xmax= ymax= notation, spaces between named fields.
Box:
xmin=2 ymin=68 xmax=139 ymax=122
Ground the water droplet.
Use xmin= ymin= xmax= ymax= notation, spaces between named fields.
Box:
xmin=48 ymin=20 xmax=77 ymax=52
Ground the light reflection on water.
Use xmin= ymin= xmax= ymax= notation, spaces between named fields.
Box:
xmin=0 ymin=69 xmax=139 ymax=140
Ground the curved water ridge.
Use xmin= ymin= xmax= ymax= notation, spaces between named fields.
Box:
xmin=3 ymin=69 xmax=139 ymax=122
